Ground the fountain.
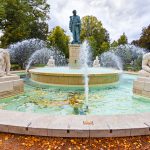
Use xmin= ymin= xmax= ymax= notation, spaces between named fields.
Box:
xmin=29 ymin=11 xmax=121 ymax=86
xmin=28 ymin=10 xmax=121 ymax=111
xmin=1 ymin=11 xmax=150 ymax=139
xmin=29 ymin=50 xmax=121 ymax=86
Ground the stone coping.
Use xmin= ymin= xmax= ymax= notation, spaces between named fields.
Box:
xmin=30 ymin=71 xmax=119 ymax=77
xmin=0 ymin=109 xmax=150 ymax=137
xmin=10 ymin=70 xmax=138 ymax=75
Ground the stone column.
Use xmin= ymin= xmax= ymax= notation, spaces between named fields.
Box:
xmin=69 ymin=44 xmax=81 ymax=69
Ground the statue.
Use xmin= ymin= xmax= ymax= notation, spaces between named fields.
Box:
xmin=47 ymin=56 xmax=55 ymax=67
xmin=69 ymin=10 xmax=81 ymax=44
xmin=0 ymin=48 xmax=11 ymax=77
xmin=133 ymin=52 xmax=150 ymax=98
xmin=93 ymin=56 xmax=100 ymax=67
xmin=139 ymin=53 xmax=150 ymax=77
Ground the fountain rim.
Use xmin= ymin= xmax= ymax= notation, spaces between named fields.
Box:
xmin=29 ymin=66 xmax=121 ymax=86
xmin=29 ymin=66 xmax=122 ymax=76
xmin=0 ymin=109 xmax=150 ymax=138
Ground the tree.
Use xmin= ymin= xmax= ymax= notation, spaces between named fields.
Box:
xmin=100 ymin=42 xmax=110 ymax=52
xmin=111 ymin=40 xmax=118 ymax=47
xmin=132 ymin=25 xmax=150 ymax=51
xmin=117 ymin=33 xmax=128 ymax=45
xmin=0 ymin=0 xmax=50 ymax=48
xmin=81 ymin=16 xmax=110 ymax=57
xmin=0 ymin=0 xmax=6 ymax=23
xmin=47 ymin=26 xmax=70 ymax=58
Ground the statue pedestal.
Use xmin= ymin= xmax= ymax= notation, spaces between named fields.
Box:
xmin=133 ymin=73 xmax=150 ymax=98
xmin=139 ymin=70 xmax=150 ymax=77
xmin=0 ymin=74 xmax=24 ymax=99
xmin=69 ymin=44 xmax=81 ymax=69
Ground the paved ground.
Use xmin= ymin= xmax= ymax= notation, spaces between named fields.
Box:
xmin=0 ymin=133 xmax=150 ymax=150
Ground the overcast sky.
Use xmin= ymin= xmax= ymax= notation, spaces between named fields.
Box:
xmin=47 ymin=0 xmax=150 ymax=42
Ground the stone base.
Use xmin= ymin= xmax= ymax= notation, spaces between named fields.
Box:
xmin=0 ymin=74 xmax=24 ymax=99
xmin=69 ymin=44 xmax=81 ymax=69
xmin=133 ymin=76 xmax=150 ymax=98
xmin=139 ymin=70 xmax=150 ymax=77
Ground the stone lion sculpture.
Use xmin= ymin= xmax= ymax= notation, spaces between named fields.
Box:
xmin=139 ymin=52 xmax=150 ymax=77
xmin=0 ymin=48 xmax=11 ymax=77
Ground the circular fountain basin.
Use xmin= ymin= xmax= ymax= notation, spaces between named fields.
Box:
xmin=29 ymin=67 xmax=121 ymax=86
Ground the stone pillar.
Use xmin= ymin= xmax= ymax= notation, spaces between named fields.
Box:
xmin=69 ymin=44 xmax=81 ymax=69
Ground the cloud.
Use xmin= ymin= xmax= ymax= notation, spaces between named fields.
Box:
xmin=47 ymin=0 xmax=150 ymax=42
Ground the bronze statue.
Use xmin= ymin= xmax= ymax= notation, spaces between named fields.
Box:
xmin=69 ymin=10 xmax=81 ymax=44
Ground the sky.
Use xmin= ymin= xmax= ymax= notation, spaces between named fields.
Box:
xmin=47 ymin=0 xmax=150 ymax=42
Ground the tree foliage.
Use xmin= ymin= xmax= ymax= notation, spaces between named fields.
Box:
xmin=117 ymin=33 xmax=128 ymax=45
xmin=0 ymin=0 xmax=50 ymax=47
xmin=80 ymin=16 xmax=110 ymax=57
xmin=111 ymin=40 xmax=118 ymax=47
xmin=47 ymin=26 xmax=70 ymax=58
xmin=132 ymin=25 xmax=150 ymax=51
xmin=0 ymin=0 xmax=6 ymax=22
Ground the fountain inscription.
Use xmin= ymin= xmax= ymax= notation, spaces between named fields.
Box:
xmin=69 ymin=44 xmax=81 ymax=68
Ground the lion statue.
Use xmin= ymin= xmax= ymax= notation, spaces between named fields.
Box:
xmin=139 ymin=52 xmax=150 ymax=77
xmin=0 ymin=48 xmax=11 ymax=77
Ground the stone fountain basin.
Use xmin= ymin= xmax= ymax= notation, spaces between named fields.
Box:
xmin=29 ymin=67 xmax=122 ymax=86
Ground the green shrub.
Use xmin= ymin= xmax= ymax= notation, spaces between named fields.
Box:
xmin=11 ymin=64 xmax=21 ymax=71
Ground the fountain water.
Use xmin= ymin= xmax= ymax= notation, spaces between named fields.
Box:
xmin=100 ymin=44 xmax=146 ymax=70
xmin=100 ymin=52 xmax=123 ymax=70
xmin=8 ymin=39 xmax=46 ymax=68
xmin=80 ymin=41 xmax=91 ymax=110
xmin=26 ymin=47 xmax=67 ymax=71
